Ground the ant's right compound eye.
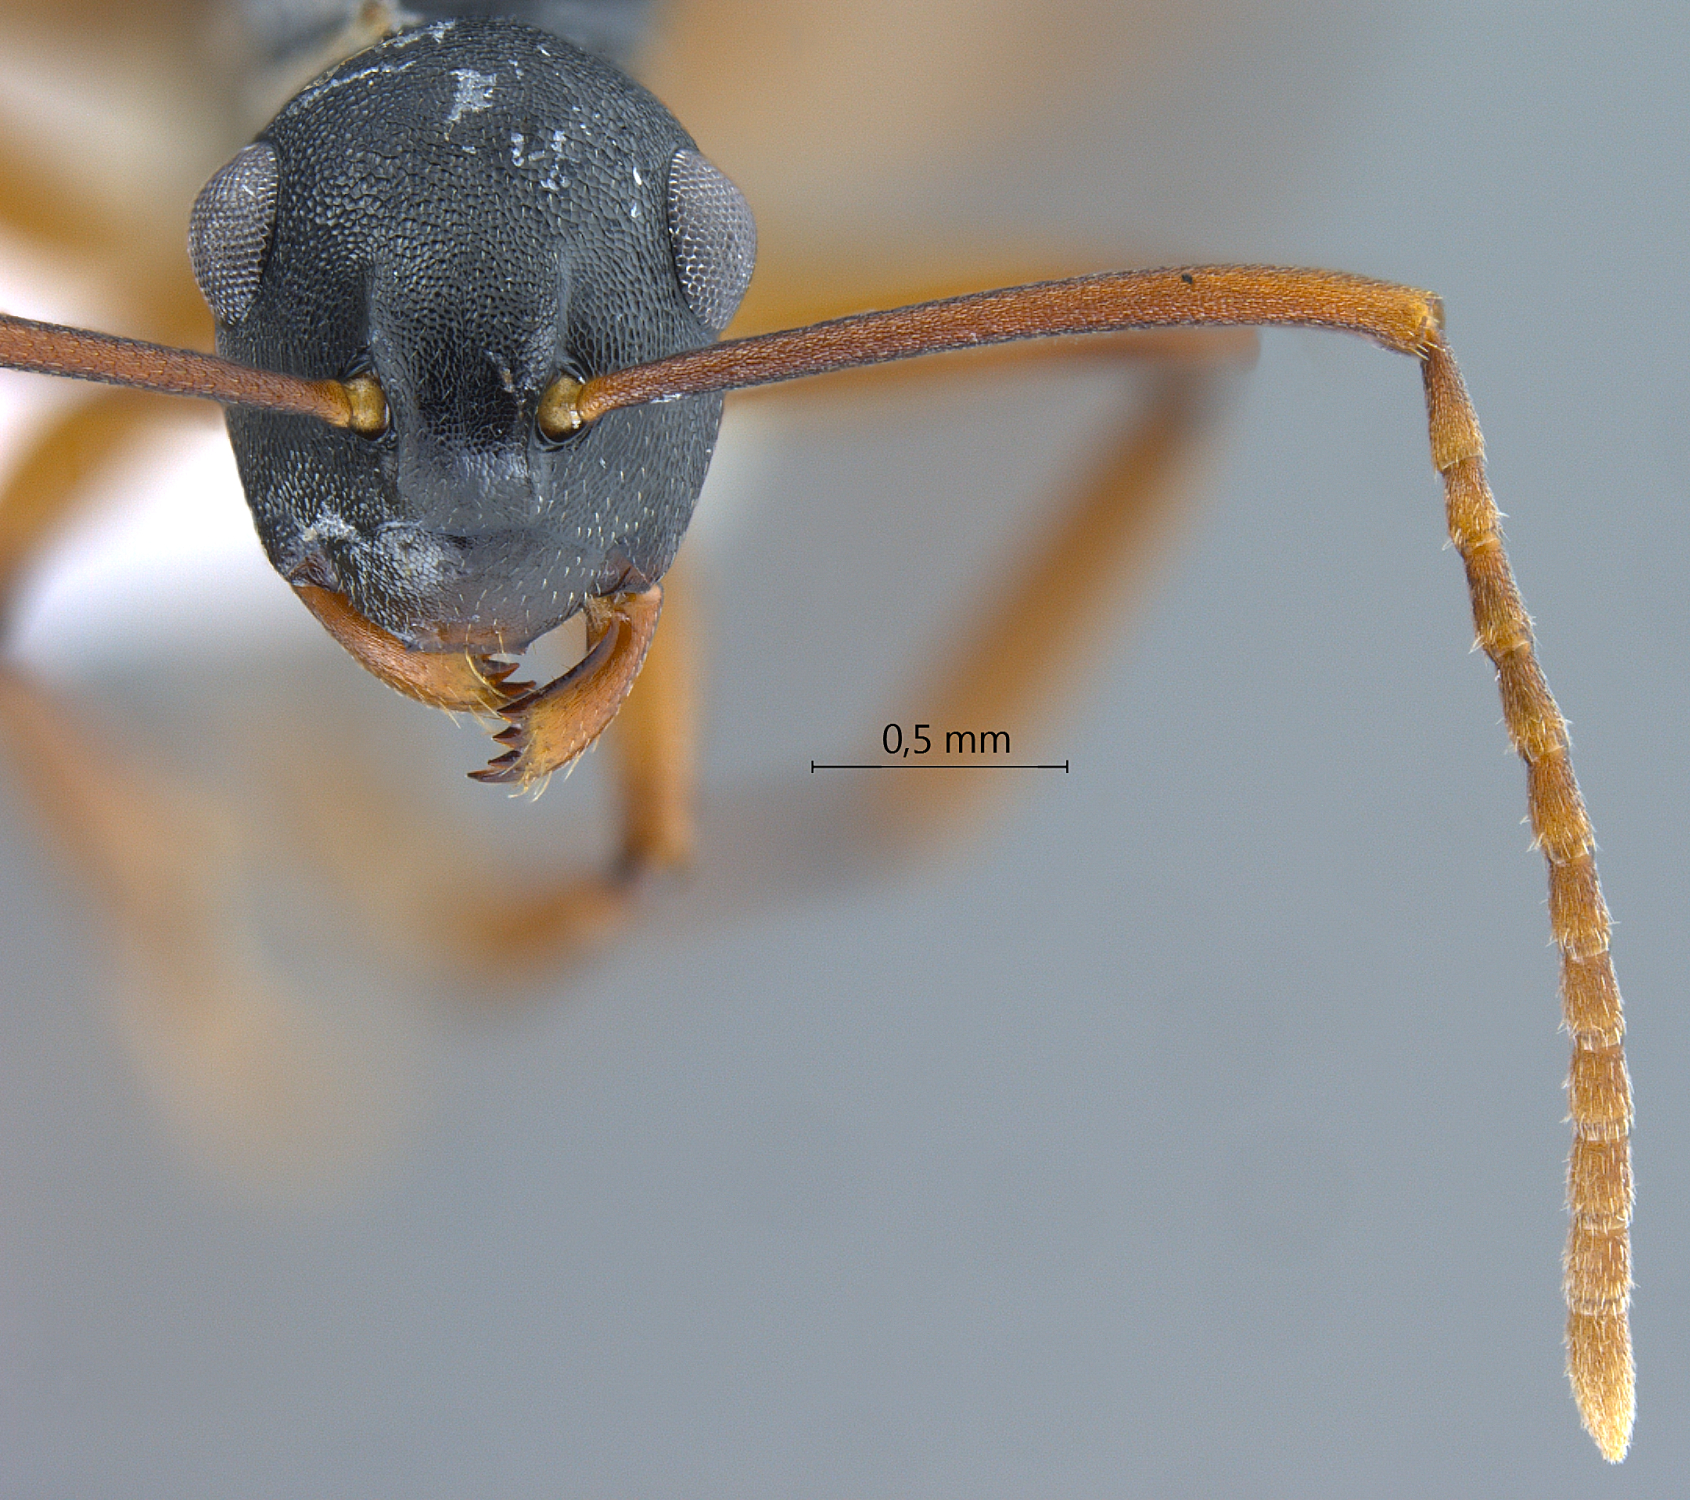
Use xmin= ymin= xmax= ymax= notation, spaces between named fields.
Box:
xmin=188 ymin=142 xmax=280 ymax=325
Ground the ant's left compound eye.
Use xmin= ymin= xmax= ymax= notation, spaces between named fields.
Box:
xmin=188 ymin=142 xmax=280 ymax=325
xmin=665 ymin=148 xmax=756 ymax=333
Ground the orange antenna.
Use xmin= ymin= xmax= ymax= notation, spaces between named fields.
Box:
xmin=0 ymin=311 xmax=357 ymax=428
xmin=539 ymin=266 xmax=1440 ymax=434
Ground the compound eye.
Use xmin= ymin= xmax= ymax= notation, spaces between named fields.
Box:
xmin=188 ymin=143 xmax=280 ymax=324
xmin=665 ymin=148 xmax=756 ymax=333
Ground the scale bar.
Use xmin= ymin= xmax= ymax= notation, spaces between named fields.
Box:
xmin=811 ymin=761 xmax=1069 ymax=772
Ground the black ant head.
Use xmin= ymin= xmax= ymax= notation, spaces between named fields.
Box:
xmin=191 ymin=16 xmax=754 ymax=652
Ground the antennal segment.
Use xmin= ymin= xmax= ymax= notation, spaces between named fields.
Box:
xmin=0 ymin=312 xmax=356 ymax=427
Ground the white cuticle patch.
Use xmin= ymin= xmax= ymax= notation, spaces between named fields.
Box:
xmin=445 ymin=68 xmax=497 ymax=127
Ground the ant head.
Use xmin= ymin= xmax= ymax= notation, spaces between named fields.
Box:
xmin=194 ymin=16 xmax=754 ymax=653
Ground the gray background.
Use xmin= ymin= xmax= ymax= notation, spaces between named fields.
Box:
xmin=1 ymin=1 xmax=1687 ymax=1494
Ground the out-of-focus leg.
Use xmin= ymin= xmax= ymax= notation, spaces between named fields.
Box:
xmin=863 ymin=364 xmax=1230 ymax=849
